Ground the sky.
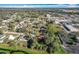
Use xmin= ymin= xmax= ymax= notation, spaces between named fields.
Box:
xmin=0 ymin=0 xmax=79 ymax=4
xmin=0 ymin=4 xmax=79 ymax=8
xmin=0 ymin=0 xmax=79 ymax=8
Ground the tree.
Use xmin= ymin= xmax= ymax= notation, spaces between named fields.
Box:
xmin=46 ymin=42 xmax=54 ymax=53
xmin=0 ymin=29 xmax=3 ymax=34
xmin=27 ymin=39 xmax=33 ymax=48
xmin=8 ymin=22 xmax=15 ymax=31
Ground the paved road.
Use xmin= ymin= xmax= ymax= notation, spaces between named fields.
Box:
xmin=57 ymin=32 xmax=79 ymax=54
xmin=4 ymin=31 xmax=24 ymax=35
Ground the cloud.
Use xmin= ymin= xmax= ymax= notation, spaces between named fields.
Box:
xmin=23 ymin=5 xmax=35 ymax=8
xmin=0 ymin=5 xmax=35 ymax=8
xmin=66 ymin=5 xmax=79 ymax=8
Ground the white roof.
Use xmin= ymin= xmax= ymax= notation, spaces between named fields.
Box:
xmin=2 ymin=20 xmax=9 ymax=23
xmin=76 ymin=37 xmax=79 ymax=40
xmin=0 ymin=40 xmax=3 ymax=43
xmin=9 ymin=35 xmax=15 ymax=40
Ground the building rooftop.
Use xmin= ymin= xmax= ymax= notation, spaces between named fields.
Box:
xmin=64 ymin=23 xmax=78 ymax=32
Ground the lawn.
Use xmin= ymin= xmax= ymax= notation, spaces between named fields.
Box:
xmin=0 ymin=43 xmax=47 ymax=54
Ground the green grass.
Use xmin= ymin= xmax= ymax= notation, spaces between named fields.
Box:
xmin=0 ymin=44 xmax=47 ymax=54
xmin=12 ymin=52 xmax=25 ymax=54
xmin=0 ymin=50 xmax=10 ymax=54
